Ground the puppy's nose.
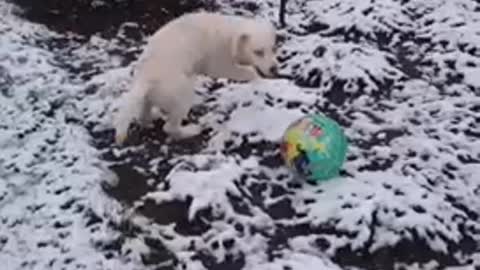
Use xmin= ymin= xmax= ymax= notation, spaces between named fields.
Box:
xmin=269 ymin=66 xmax=278 ymax=75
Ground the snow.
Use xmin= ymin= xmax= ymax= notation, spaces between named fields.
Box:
xmin=1 ymin=0 xmax=480 ymax=269
xmin=143 ymin=155 xmax=244 ymax=220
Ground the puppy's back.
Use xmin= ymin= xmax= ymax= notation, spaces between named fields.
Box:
xmin=139 ymin=13 xmax=247 ymax=74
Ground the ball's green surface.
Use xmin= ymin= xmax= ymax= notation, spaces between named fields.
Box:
xmin=280 ymin=114 xmax=348 ymax=182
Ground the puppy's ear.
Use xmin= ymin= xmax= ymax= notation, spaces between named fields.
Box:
xmin=232 ymin=33 xmax=251 ymax=65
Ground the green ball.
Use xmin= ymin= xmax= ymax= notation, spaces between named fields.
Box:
xmin=280 ymin=114 xmax=348 ymax=182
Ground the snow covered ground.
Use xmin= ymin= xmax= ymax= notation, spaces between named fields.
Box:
xmin=1 ymin=0 xmax=480 ymax=269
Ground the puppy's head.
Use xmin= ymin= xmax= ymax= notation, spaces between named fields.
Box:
xmin=232 ymin=20 xmax=278 ymax=78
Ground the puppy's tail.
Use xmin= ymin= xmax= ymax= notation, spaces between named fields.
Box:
xmin=113 ymin=79 xmax=150 ymax=144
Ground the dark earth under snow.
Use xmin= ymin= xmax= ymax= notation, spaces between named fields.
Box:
xmin=1 ymin=0 xmax=480 ymax=269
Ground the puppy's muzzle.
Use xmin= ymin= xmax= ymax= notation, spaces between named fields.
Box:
xmin=269 ymin=66 xmax=278 ymax=76
xmin=255 ymin=65 xmax=279 ymax=78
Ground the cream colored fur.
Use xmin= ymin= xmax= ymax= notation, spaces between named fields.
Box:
xmin=114 ymin=12 xmax=278 ymax=144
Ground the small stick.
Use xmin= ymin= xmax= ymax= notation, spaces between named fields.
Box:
xmin=276 ymin=73 xmax=294 ymax=80
xmin=279 ymin=0 xmax=287 ymax=28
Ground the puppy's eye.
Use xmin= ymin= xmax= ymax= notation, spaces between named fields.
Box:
xmin=254 ymin=49 xmax=265 ymax=57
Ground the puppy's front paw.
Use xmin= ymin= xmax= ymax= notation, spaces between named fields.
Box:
xmin=180 ymin=125 xmax=202 ymax=138
xmin=164 ymin=122 xmax=201 ymax=140
xmin=244 ymin=67 xmax=261 ymax=82
xmin=230 ymin=65 xmax=260 ymax=82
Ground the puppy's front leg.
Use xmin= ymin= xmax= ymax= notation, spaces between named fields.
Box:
xmin=163 ymin=102 xmax=201 ymax=139
xmin=222 ymin=64 xmax=260 ymax=82
xmin=160 ymin=76 xmax=201 ymax=139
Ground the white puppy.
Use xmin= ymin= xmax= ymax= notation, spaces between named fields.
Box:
xmin=113 ymin=12 xmax=278 ymax=144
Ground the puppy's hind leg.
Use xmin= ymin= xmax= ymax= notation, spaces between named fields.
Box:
xmin=161 ymin=76 xmax=201 ymax=139
xmin=139 ymin=97 xmax=154 ymax=127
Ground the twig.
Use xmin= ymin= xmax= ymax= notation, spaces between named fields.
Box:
xmin=279 ymin=0 xmax=287 ymax=28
